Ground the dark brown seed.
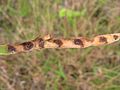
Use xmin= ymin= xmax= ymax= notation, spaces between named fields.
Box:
xmin=74 ymin=39 xmax=84 ymax=47
xmin=99 ymin=36 xmax=107 ymax=43
xmin=53 ymin=39 xmax=63 ymax=47
xmin=38 ymin=38 xmax=44 ymax=48
xmin=113 ymin=35 xmax=118 ymax=40
xmin=21 ymin=42 xmax=34 ymax=50
xmin=8 ymin=45 xmax=16 ymax=52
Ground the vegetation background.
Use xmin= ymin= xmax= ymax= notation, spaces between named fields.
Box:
xmin=0 ymin=0 xmax=120 ymax=90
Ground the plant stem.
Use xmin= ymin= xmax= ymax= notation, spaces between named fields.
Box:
xmin=0 ymin=45 xmax=10 ymax=55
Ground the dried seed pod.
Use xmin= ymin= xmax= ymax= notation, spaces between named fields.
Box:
xmin=6 ymin=33 xmax=120 ymax=54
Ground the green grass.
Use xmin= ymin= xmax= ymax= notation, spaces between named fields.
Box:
xmin=0 ymin=0 xmax=120 ymax=90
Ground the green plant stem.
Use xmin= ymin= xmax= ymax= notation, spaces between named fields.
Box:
xmin=0 ymin=45 xmax=10 ymax=55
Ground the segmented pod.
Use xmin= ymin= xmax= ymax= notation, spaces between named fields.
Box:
xmin=7 ymin=33 xmax=120 ymax=54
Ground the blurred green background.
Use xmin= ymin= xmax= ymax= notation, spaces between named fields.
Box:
xmin=0 ymin=0 xmax=120 ymax=90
